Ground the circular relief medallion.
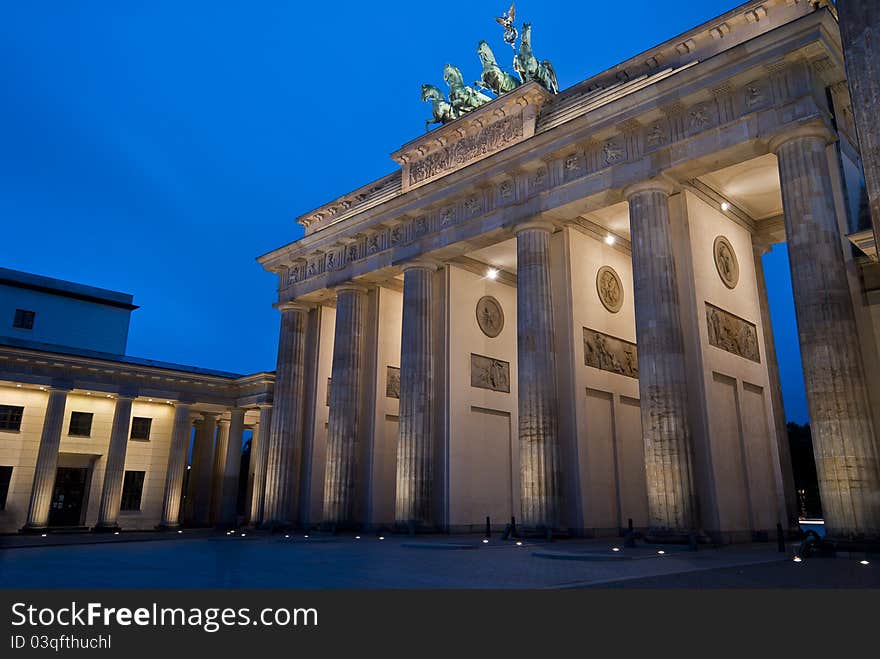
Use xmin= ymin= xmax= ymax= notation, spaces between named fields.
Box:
xmin=596 ymin=266 xmax=624 ymax=313
xmin=713 ymin=235 xmax=739 ymax=289
xmin=475 ymin=296 xmax=504 ymax=338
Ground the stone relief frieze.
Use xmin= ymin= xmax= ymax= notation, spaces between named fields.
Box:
xmin=603 ymin=139 xmax=625 ymax=165
xmin=705 ymin=303 xmax=760 ymax=363
xmin=596 ymin=266 xmax=624 ymax=313
xmin=475 ymin=295 xmax=504 ymax=338
xmin=713 ymin=235 xmax=739 ymax=289
xmin=285 ymin=64 xmax=805 ymax=291
xmin=583 ymin=328 xmax=638 ymax=379
xmin=470 ymin=353 xmax=510 ymax=393
xmin=386 ymin=366 xmax=400 ymax=399
xmin=408 ymin=112 xmax=524 ymax=188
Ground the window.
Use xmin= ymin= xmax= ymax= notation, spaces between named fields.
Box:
xmin=0 ymin=405 xmax=24 ymax=432
xmin=130 ymin=417 xmax=152 ymax=441
xmin=13 ymin=309 xmax=35 ymax=330
xmin=0 ymin=466 xmax=11 ymax=510
xmin=68 ymin=411 xmax=93 ymax=437
xmin=120 ymin=471 xmax=145 ymax=511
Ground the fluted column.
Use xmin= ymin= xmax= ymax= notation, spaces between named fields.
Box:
xmin=210 ymin=419 xmax=230 ymax=525
xmin=262 ymin=302 xmax=311 ymax=527
xmin=323 ymin=285 xmax=368 ymax=527
xmin=772 ymin=125 xmax=880 ymax=537
xmin=838 ymin=0 xmax=880 ymax=240
xmin=248 ymin=405 xmax=272 ymax=525
xmin=626 ymin=180 xmax=697 ymax=532
xmin=395 ymin=262 xmax=438 ymax=527
xmin=191 ymin=412 xmax=218 ymax=526
xmin=219 ymin=408 xmax=246 ymax=527
xmin=159 ymin=402 xmax=194 ymax=528
xmin=22 ymin=386 xmax=70 ymax=531
xmin=515 ymin=222 xmax=562 ymax=531
xmin=753 ymin=242 xmax=798 ymax=526
xmin=94 ymin=395 xmax=135 ymax=530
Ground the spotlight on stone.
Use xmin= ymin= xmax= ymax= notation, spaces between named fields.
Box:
xmin=721 ymin=201 xmax=730 ymax=211
xmin=604 ymin=234 xmax=616 ymax=245
xmin=487 ymin=268 xmax=499 ymax=280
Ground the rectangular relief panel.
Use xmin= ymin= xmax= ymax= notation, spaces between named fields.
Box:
xmin=705 ymin=303 xmax=760 ymax=363
xmin=470 ymin=354 xmax=510 ymax=393
xmin=385 ymin=366 xmax=400 ymax=399
xmin=582 ymin=328 xmax=638 ymax=379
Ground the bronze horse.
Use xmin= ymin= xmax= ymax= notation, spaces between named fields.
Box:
xmin=475 ymin=40 xmax=521 ymax=96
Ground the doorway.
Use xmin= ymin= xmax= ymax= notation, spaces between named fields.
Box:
xmin=48 ymin=467 xmax=89 ymax=527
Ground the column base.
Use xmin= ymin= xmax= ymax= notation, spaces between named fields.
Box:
xmin=91 ymin=524 xmax=122 ymax=533
xmin=19 ymin=525 xmax=49 ymax=535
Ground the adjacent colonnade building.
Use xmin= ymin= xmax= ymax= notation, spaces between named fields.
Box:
xmin=0 ymin=267 xmax=274 ymax=533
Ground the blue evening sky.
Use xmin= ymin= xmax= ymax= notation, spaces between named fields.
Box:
xmin=0 ymin=1 xmax=808 ymax=422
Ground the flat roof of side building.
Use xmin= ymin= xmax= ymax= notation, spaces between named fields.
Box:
xmin=0 ymin=267 xmax=138 ymax=311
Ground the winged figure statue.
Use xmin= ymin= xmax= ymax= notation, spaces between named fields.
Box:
xmin=495 ymin=2 xmax=518 ymax=48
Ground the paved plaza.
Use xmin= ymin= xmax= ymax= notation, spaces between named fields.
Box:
xmin=0 ymin=533 xmax=876 ymax=589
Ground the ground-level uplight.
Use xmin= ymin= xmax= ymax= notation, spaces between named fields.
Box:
xmin=860 ymin=560 xmax=870 ymax=565
xmin=612 ymin=547 xmax=620 ymax=552
xmin=355 ymin=535 xmax=361 ymax=539
xmin=657 ymin=550 xmax=665 ymax=555
xmin=482 ymin=539 xmax=489 ymax=544
xmin=41 ymin=534 xmax=47 ymax=538
xmin=379 ymin=536 xmax=385 ymax=540
xmin=793 ymin=556 xmax=803 ymax=563
xmin=284 ymin=534 xmax=290 ymax=538
xmin=516 ymin=541 xmax=523 ymax=546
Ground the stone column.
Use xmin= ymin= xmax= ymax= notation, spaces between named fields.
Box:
xmin=159 ymin=402 xmax=194 ymax=528
xmin=515 ymin=222 xmax=562 ymax=531
xmin=191 ymin=412 xmax=218 ymax=527
xmin=22 ymin=387 xmax=70 ymax=531
xmin=395 ymin=262 xmax=438 ymax=528
xmin=625 ymin=180 xmax=697 ymax=532
xmin=323 ymin=285 xmax=368 ymax=527
xmin=772 ymin=125 xmax=880 ymax=537
xmin=248 ymin=405 xmax=272 ymax=525
xmin=219 ymin=408 xmax=246 ymax=528
xmin=263 ymin=303 xmax=311 ymax=527
xmin=838 ymin=0 xmax=880 ymax=240
xmin=94 ymin=395 xmax=135 ymax=531
xmin=753 ymin=242 xmax=799 ymax=526
xmin=210 ymin=419 xmax=230 ymax=525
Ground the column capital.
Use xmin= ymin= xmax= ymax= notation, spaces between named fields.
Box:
xmin=768 ymin=121 xmax=836 ymax=154
xmin=624 ymin=178 xmax=675 ymax=200
xmin=332 ymin=282 xmax=370 ymax=295
xmin=274 ymin=300 xmax=313 ymax=313
xmin=512 ymin=219 xmax=556 ymax=235
xmin=217 ymin=418 xmax=230 ymax=427
xmin=400 ymin=259 xmax=443 ymax=273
